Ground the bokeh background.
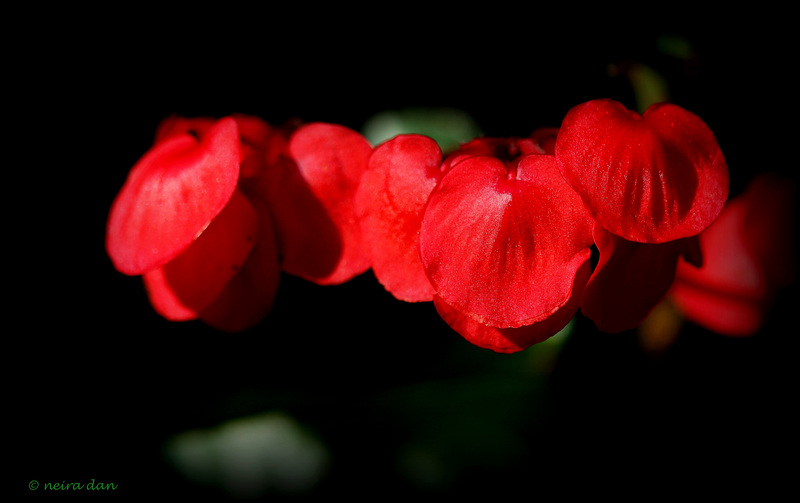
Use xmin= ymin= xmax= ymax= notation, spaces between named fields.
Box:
xmin=15 ymin=7 xmax=796 ymax=499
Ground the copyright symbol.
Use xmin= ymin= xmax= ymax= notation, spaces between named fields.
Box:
xmin=29 ymin=480 xmax=39 ymax=490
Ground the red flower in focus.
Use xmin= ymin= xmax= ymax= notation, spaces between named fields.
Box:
xmin=105 ymin=99 xmax=735 ymax=347
xmin=355 ymin=134 xmax=444 ymax=302
xmin=354 ymin=131 xmax=559 ymax=306
xmin=418 ymin=136 xmax=595 ymax=352
xmin=555 ymin=99 xmax=729 ymax=244
xmin=669 ymin=172 xmax=796 ymax=336
xmin=554 ymin=99 xmax=730 ymax=333
xmin=353 ymin=130 xmax=585 ymax=352
xmin=106 ymin=115 xmax=281 ymax=331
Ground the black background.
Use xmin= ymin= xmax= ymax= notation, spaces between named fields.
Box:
xmin=13 ymin=6 xmax=797 ymax=500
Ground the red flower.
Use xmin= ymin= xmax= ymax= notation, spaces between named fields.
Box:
xmin=555 ymin=99 xmax=729 ymax=244
xmin=554 ymin=99 xmax=730 ymax=333
xmin=354 ymin=131 xmax=594 ymax=352
xmin=669 ymin=172 xmax=796 ymax=336
xmin=254 ymin=122 xmax=373 ymax=285
xmin=354 ymin=131 xmax=559 ymax=305
xmin=106 ymin=100 xmax=735 ymax=347
xmin=354 ymin=134 xmax=444 ymax=302
xmin=106 ymin=115 xmax=281 ymax=332
xmin=580 ymin=225 xmax=702 ymax=333
xmin=418 ymin=137 xmax=595 ymax=352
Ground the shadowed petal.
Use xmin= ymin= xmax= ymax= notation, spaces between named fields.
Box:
xmin=530 ymin=127 xmax=559 ymax=155
xmin=581 ymin=225 xmax=699 ymax=333
xmin=265 ymin=123 xmax=373 ymax=285
xmin=154 ymin=115 xmax=216 ymax=143
xmin=142 ymin=189 xmax=258 ymax=321
xmin=200 ymin=197 xmax=281 ymax=332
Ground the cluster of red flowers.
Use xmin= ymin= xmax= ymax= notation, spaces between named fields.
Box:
xmin=106 ymin=99 xmax=792 ymax=352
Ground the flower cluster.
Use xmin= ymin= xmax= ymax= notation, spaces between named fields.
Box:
xmin=107 ymin=99 xmax=739 ymax=352
xmin=106 ymin=115 xmax=372 ymax=331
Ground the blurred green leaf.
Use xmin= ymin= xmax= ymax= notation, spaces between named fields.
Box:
xmin=362 ymin=107 xmax=482 ymax=153
xmin=656 ymin=34 xmax=695 ymax=60
xmin=627 ymin=63 xmax=670 ymax=113
xmin=163 ymin=411 xmax=329 ymax=497
xmin=375 ymin=320 xmax=574 ymax=489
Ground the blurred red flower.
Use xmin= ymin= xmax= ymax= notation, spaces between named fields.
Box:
xmin=669 ymin=172 xmax=796 ymax=336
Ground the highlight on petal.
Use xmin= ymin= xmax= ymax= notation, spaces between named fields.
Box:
xmin=419 ymin=153 xmax=594 ymax=328
xmin=581 ymin=225 xmax=700 ymax=334
xmin=434 ymin=260 xmax=591 ymax=353
xmin=263 ymin=122 xmax=373 ymax=285
xmin=354 ymin=134 xmax=443 ymax=302
xmin=555 ymin=99 xmax=729 ymax=243
xmin=669 ymin=172 xmax=796 ymax=336
xmin=106 ymin=117 xmax=241 ymax=275
xmin=142 ymin=189 xmax=258 ymax=321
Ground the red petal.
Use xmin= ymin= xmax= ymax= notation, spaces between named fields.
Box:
xmin=441 ymin=137 xmax=541 ymax=173
xmin=265 ymin=122 xmax=373 ymax=285
xmin=256 ymin=154 xmax=343 ymax=281
xmin=581 ymin=225 xmax=697 ymax=333
xmin=155 ymin=114 xmax=274 ymax=180
xmin=354 ymin=134 xmax=443 ymax=302
xmin=555 ymin=99 xmax=729 ymax=243
xmin=106 ymin=117 xmax=241 ymax=275
xmin=670 ymin=184 xmax=774 ymax=337
xmin=419 ymin=153 xmax=594 ymax=328
xmin=142 ymin=189 xmax=258 ymax=321
xmin=670 ymin=282 xmax=766 ymax=337
xmin=199 ymin=197 xmax=281 ymax=332
xmin=434 ymin=260 xmax=590 ymax=353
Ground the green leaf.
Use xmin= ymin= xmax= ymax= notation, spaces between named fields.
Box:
xmin=362 ymin=107 xmax=482 ymax=153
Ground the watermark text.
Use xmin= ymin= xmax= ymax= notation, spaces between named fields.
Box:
xmin=29 ymin=478 xmax=118 ymax=491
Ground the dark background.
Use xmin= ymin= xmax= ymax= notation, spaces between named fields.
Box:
xmin=13 ymin=7 xmax=796 ymax=500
